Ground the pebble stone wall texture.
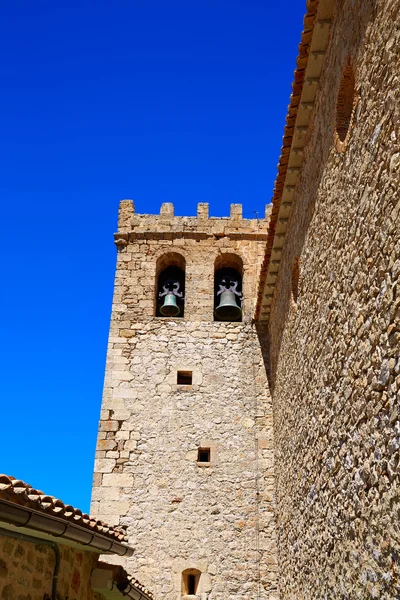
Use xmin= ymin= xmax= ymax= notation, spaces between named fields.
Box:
xmin=91 ymin=202 xmax=279 ymax=600
xmin=0 ymin=536 xmax=103 ymax=600
xmin=268 ymin=0 xmax=400 ymax=598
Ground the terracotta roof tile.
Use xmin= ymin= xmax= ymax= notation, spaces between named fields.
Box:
xmin=96 ymin=562 xmax=157 ymax=600
xmin=127 ymin=573 xmax=157 ymax=600
xmin=0 ymin=474 xmax=128 ymax=544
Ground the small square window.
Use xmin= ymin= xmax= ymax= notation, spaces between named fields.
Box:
xmin=197 ymin=448 xmax=210 ymax=463
xmin=177 ymin=371 xmax=192 ymax=385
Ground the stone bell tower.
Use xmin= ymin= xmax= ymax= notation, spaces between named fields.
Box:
xmin=91 ymin=201 xmax=279 ymax=600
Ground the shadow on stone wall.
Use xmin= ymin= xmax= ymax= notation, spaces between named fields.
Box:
xmin=255 ymin=322 xmax=272 ymax=391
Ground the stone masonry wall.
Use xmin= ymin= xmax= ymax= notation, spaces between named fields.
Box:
xmin=268 ymin=0 xmax=400 ymax=598
xmin=0 ymin=535 xmax=103 ymax=600
xmin=91 ymin=203 xmax=279 ymax=600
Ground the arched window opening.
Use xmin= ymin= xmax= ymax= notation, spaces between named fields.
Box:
xmin=182 ymin=569 xmax=201 ymax=597
xmin=335 ymin=60 xmax=358 ymax=151
xmin=214 ymin=254 xmax=243 ymax=322
xmin=156 ymin=253 xmax=185 ymax=318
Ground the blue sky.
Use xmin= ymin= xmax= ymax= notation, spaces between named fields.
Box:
xmin=1 ymin=0 xmax=305 ymax=512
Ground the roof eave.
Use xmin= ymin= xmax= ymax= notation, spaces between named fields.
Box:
xmin=0 ymin=498 xmax=134 ymax=557
xmin=92 ymin=565 xmax=157 ymax=600
xmin=255 ymin=0 xmax=334 ymax=321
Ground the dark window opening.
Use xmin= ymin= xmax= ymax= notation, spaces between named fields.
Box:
xmin=187 ymin=575 xmax=196 ymax=595
xmin=197 ymin=448 xmax=210 ymax=463
xmin=177 ymin=371 xmax=192 ymax=385
xmin=156 ymin=259 xmax=185 ymax=318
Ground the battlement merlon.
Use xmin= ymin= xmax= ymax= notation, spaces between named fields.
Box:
xmin=116 ymin=200 xmax=271 ymax=243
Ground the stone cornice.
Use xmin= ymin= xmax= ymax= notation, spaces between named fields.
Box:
xmin=114 ymin=230 xmax=268 ymax=246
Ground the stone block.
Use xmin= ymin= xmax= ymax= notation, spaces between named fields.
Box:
xmin=98 ymin=501 xmax=130 ymax=515
xmin=94 ymin=458 xmax=116 ymax=473
xmin=100 ymin=420 xmax=119 ymax=432
xmin=124 ymin=440 xmax=137 ymax=451
xmin=102 ymin=473 xmax=133 ymax=488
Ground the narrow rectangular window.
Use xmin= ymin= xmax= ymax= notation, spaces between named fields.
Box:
xmin=197 ymin=448 xmax=210 ymax=463
xmin=177 ymin=371 xmax=192 ymax=385
xmin=182 ymin=570 xmax=200 ymax=596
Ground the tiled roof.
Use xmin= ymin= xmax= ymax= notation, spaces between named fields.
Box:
xmin=95 ymin=562 xmax=158 ymax=600
xmin=255 ymin=0 xmax=333 ymax=320
xmin=126 ymin=573 xmax=157 ymax=600
xmin=0 ymin=474 xmax=128 ymax=544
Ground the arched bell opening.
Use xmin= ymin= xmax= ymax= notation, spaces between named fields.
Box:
xmin=214 ymin=254 xmax=243 ymax=322
xmin=181 ymin=568 xmax=201 ymax=597
xmin=155 ymin=252 xmax=186 ymax=318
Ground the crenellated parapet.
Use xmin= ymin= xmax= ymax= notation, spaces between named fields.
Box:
xmin=116 ymin=200 xmax=271 ymax=245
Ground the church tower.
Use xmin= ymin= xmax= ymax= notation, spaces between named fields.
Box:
xmin=91 ymin=200 xmax=278 ymax=600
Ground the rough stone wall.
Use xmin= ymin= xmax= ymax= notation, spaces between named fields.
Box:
xmin=268 ymin=0 xmax=400 ymax=598
xmin=0 ymin=535 xmax=103 ymax=599
xmin=91 ymin=204 xmax=279 ymax=600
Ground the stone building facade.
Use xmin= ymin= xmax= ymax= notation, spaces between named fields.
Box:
xmin=91 ymin=202 xmax=279 ymax=600
xmin=256 ymin=0 xmax=400 ymax=597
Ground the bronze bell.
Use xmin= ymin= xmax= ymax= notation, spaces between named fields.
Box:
xmin=215 ymin=290 xmax=242 ymax=321
xmin=160 ymin=293 xmax=180 ymax=317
